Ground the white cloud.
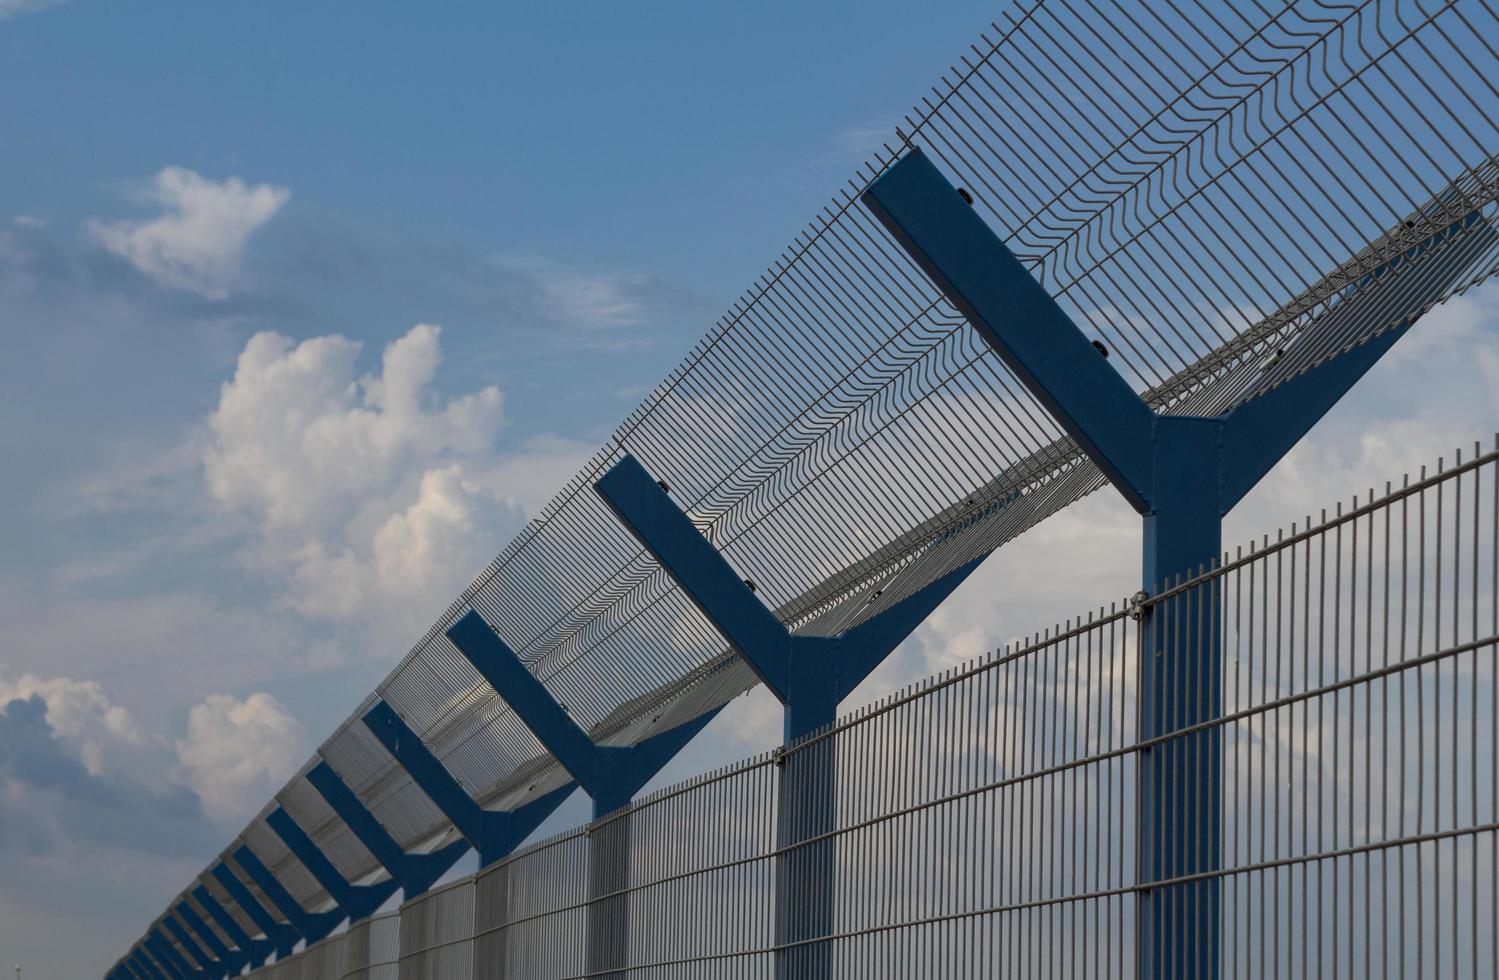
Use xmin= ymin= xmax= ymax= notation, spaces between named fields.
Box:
xmin=175 ymin=692 xmax=304 ymax=824
xmin=88 ymin=166 xmax=289 ymax=299
xmin=204 ymin=323 xmax=524 ymax=624
xmin=0 ymin=672 xmax=144 ymax=776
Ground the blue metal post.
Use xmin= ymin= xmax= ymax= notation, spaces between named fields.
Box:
xmin=230 ymin=844 xmax=342 ymax=946
xmin=861 ymin=146 xmax=1487 ymax=980
xmin=444 ymin=609 xmax=721 ymax=977
xmin=304 ymin=760 xmax=469 ymax=899
xmin=266 ymin=806 xmax=399 ymax=923
xmin=360 ymin=700 xmax=575 ymax=867
xmin=208 ymin=863 xmax=298 ymax=962
xmin=596 ymin=454 xmax=996 ymax=978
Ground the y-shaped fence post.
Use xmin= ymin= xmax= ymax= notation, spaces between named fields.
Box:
xmin=266 ymin=806 xmax=400 ymax=925
xmin=174 ymin=900 xmax=243 ymax=979
xmin=161 ymin=915 xmax=218 ymax=979
xmin=445 ymin=610 xmax=718 ymax=977
xmin=143 ymin=930 xmax=191 ymax=980
xmin=596 ymin=454 xmax=993 ymax=978
xmin=863 ymin=145 xmax=1490 ymax=979
xmin=230 ymin=844 xmax=343 ymax=947
xmin=304 ymin=759 xmax=469 ymax=901
xmin=208 ymin=863 xmax=298 ymax=964
xmin=360 ymin=700 xmax=576 ymax=868
xmin=192 ymin=884 xmax=271 ymax=973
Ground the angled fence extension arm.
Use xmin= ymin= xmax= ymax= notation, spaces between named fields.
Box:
xmin=446 ymin=610 xmax=719 ymax=818
xmin=360 ymin=699 xmax=573 ymax=867
xmin=174 ymin=900 xmax=241 ymax=978
xmin=229 ymin=844 xmax=342 ymax=946
xmin=207 ymin=863 xmax=298 ymax=962
xmin=161 ymin=915 xmax=217 ymax=979
xmin=143 ymin=930 xmax=190 ymax=980
xmin=266 ymin=806 xmax=398 ymax=923
xmin=304 ymin=760 xmax=468 ymax=899
xmin=192 ymin=884 xmax=270 ymax=969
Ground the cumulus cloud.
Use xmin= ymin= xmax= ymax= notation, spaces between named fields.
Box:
xmin=201 ymin=324 xmax=541 ymax=628
xmin=175 ymin=692 xmax=305 ymax=824
xmin=0 ymin=673 xmax=142 ymax=776
xmin=88 ymin=166 xmax=289 ymax=299
xmin=0 ymin=688 xmax=217 ymax=859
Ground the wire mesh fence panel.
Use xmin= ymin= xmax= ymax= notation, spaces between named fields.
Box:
xmin=1150 ymin=440 xmax=1499 ymax=979
xmin=596 ymin=754 xmax=782 ymax=979
xmin=473 ymin=827 xmax=590 ymax=980
xmin=228 ymin=438 xmax=1499 ymax=980
xmin=795 ymin=606 xmax=1139 ymax=978
xmin=341 ymin=911 xmax=400 ymax=980
xmin=296 ymin=933 xmax=346 ymax=980
xmin=117 ymin=1 xmax=1499 ymax=945
xmin=398 ymin=877 xmax=475 ymax=980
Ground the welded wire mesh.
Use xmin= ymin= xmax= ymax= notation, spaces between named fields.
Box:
xmin=127 ymin=0 xmax=1499 ymax=960
xmin=340 ymin=911 xmax=400 ymax=980
xmin=472 ymin=827 xmax=591 ymax=980
xmin=292 ymin=0 xmax=1499 ymax=912
xmin=298 ymin=934 xmax=346 ymax=980
xmin=398 ymin=878 xmax=475 ymax=980
xmin=237 ymin=440 xmax=1499 ymax=979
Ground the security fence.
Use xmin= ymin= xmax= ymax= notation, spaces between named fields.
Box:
xmin=112 ymin=1 xmax=1499 ymax=974
xmin=237 ymin=442 xmax=1499 ymax=978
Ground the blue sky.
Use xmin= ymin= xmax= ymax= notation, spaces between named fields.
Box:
xmin=2 ymin=2 xmax=1498 ymax=977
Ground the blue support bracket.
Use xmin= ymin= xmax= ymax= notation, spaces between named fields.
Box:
xmin=446 ymin=610 xmax=721 ymax=817
xmin=596 ymin=455 xmax=1001 ymax=980
xmin=304 ymin=759 xmax=468 ymax=899
xmin=861 ymin=147 xmax=1157 ymax=511
xmin=360 ymin=699 xmax=575 ymax=866
xmin=266 ymin=807 xmax=399 ymax=923
xmin=229 ymin=845 xmax=342 ymax=946
xmin=209 ymin=863 xmax=297 ymax=963
xmin=144 ymin=930 xmax=190 ymax=980
xmin=162 ymin=915 xmax=217 ymax=979
xmin=596 ymin=454 xmax=989 ymax=741
xmin=595 ymin=455 xmax=794 ymax=700
xmin=443 ymin=589 xmax=729 ymax=980
xmin=192 ymin=884 xmax=271 ymax=969
xmin=175 ymin=900 xmax=242 ymax=978
xmin=860 ymin=146 xmax=1490 ymax=980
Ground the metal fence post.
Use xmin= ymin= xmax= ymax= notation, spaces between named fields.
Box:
xmin=445 ymin=609 xmax=717 ymax=979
